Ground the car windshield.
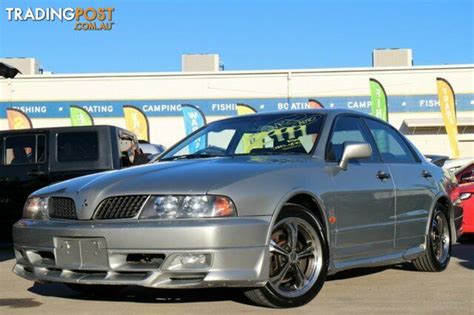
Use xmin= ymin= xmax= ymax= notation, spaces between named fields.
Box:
xmin=161 ymin=113 xmax=324 ymax=161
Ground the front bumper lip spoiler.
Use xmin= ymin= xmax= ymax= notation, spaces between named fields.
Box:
xmin=12 ymin=216 xmax=272 ymax=288
xmin=13 ymin=246 xmax=269 ymax=288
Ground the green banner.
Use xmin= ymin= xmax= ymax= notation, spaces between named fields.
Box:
xmin=369 ymin=78 xmax=388 ymax=121
xmin=70 ymin=105 xmax=94 ymax=126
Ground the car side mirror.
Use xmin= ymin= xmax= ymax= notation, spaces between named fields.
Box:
xmin=339 ymin=142 xmax=372 ymax=170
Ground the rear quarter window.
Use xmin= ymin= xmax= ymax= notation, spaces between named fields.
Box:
xmin=3 ymin=134 xmax=46 ymax=165
xmin=57 ymin=132 xmax=99 ymax=162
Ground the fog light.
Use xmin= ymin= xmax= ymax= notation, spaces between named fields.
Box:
xmin=166 ymin=253 xmax=211 ymax=271
xmin=180 ymin=254 xmax=206 ymax=265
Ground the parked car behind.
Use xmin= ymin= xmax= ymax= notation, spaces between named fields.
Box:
xmin=452 ymin=161 xmax=474 ymax=238
xmin=454 ymin=161 xmax=474 ymax=184
xmin=444 ymin=158 xmax=474 ymax=173
xmin=13 ymin=110 xmax=459 ymax=308
xmin=0 ymin=125 xmax=145 ymax=238
xmin=425 ymin=154 xmax=449 ymax=167
xmin=459 ymin=182 xmax=474 ymax=236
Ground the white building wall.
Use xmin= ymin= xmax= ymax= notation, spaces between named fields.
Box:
xmin=2 ymin=66 xmax=473 ymax=101
xmin=1 ymin=65 xmax=473 ymax=156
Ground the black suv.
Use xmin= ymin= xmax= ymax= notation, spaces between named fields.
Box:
xmin=0 ymin=125 xmax=145 ymax=238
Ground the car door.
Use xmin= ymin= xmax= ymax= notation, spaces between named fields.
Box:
xmin=327 ymin=115 xmax=396 ymax=260
xmin=364 ymin=118 xmax=436 ymax=250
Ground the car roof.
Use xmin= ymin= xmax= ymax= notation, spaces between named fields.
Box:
xmin=212 ymin=109 xmax=373 ymax=124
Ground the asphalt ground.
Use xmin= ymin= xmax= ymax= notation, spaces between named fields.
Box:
xmin=0 ymin=239 xmax=473 ymax=314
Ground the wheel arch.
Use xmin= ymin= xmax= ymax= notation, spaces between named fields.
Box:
xmin=267 ymin=190 xmax=331 ymax=247
xmin=426 ymin=193 xmax=457 ymax=244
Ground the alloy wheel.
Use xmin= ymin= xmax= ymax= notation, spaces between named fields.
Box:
xmin=430 ymin=211 xmax=450 ymax=264
xmin=268 ymin=217 xmax=323 ymax=298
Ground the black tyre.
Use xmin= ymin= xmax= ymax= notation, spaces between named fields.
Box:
xmin=412 ymin=205 xmax=451 ymax=272
xmin=66 ymin=283 xmax=125 ymax=296
xmin=244 ymin=204 xmax=329 ymax=308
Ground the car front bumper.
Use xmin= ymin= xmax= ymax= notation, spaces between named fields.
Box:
xmin=12 ymin=217 xmax=271 ymax=288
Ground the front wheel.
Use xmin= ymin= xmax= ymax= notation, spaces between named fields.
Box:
xmin=244 ymin=204 xmax=329 ymax=308
xmin=412 ymin=205 xmax=451 ymax=272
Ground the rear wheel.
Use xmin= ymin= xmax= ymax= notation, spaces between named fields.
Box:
xmin=412 ymin=205 xmax=451 ymax=272
xmin=244 ymin=204 xmax=328 ymax=308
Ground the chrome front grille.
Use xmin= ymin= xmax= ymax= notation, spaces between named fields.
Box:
xmin=49 ymin=197 xmax=78 ymax=220
xmin=93 ymin=195 xmax=148 ymax=219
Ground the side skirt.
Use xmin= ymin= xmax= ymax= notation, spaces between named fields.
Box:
xmin=328 ymin=245 xmax=426 ymax=275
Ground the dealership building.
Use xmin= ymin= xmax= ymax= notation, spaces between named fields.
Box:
xmin=1 ymin=49 xmax=473 ymax=157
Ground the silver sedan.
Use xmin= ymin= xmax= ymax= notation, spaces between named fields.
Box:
xmin=13 ymin=109 xmax=457 ymax=308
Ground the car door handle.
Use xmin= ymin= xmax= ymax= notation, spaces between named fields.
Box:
xmin=421 ymin=170 xmax=432 ymax=178
xmin=376 ymin=171 xmax=391 ymax=180
xmin=27 ymin=171 xmax=45 ymax=177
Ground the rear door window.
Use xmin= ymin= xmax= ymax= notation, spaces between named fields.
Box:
xmin=364 ymin=119 xmax=419 ymax=164
xmin=57 ymin=132 xmax=98 ymax=162
xmin=3 ymin=135 xmax=46 ymax=165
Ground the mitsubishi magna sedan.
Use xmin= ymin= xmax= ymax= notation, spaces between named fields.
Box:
xmin=13 ymin=110 xmax=458 ymax=308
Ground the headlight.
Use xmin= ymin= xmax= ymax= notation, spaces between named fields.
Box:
xmin=139 ymin=195 xmax=236 ymax=219
xmin=23 ymin=197 xmax=49 ymax=220
xmin=460 ymin=192 xmax=472 ymax=200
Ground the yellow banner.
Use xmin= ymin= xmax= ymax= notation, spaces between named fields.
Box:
xmin=436 ymin=78 xmax=459 ymax=158
xmin=6 ymin=108 xmax=32 ymax=130
xmin=237 ymin=103 xmax=257 ymax=115
xmin=123 ymin=105 xmax=149 ymax=141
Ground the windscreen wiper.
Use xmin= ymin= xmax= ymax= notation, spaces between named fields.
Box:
xmin=252 ymin=151 xmax=306 ymax=156
xmin=160 ymin=153 xmax=223 ymax=161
